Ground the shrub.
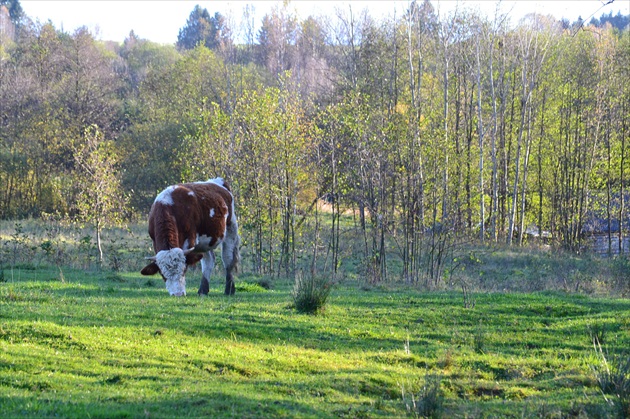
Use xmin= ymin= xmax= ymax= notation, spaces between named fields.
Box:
xmin=292 ymin=272 xmax=333 ymax=314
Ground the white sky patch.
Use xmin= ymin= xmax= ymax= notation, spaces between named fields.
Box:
xmin=210 ymin=208 xmax=215 ymax=218
xmin=20 ymin=1 xmax=629 ymax=45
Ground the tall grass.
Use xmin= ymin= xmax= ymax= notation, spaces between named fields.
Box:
xmin=0 ymin=218 xmax=149 ymax=272
xmin=592 ymin=339 xmax=630 ymax=418
xmin=292 ymin=271 xmax=333 ymax=314
xmin=1 ymin=218 xmax=628 ymax=297
xmin=403 ymin=374 xmax=444 ymax=418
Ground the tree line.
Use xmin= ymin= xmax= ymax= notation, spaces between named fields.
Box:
xmin=1 ymin=0 xmax=629 ymax=281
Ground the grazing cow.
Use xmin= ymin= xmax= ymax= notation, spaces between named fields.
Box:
xmin=140 ymin=178 xmax=240 ymax=296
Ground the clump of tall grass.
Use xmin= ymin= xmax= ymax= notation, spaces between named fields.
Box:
xmin=592 ymin=339 xmax=630 ymax=418
xmin=292 ymin=271 xmax=333 ymax=314
xmin=473 ymin=321 xmax=486 ymax=354
xmin=402 ymin=374 xmax=444 ymax=419
xmin=587 ymin=320 xmax=608 ymax=345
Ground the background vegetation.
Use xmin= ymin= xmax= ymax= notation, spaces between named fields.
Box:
xmin=1 ymin=1 xmax=630 ymax=416
xmin=1 ymin=0 xmax=629 ymax=284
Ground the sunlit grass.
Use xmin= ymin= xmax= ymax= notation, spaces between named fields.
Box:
xmin=1 ymin=267 xmax=629 ymax=417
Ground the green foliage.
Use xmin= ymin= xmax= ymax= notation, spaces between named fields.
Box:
xmin=73 ymin=125 xmax=127 ymax=226
xmin=1 ymin=5 xmax=630 ymax=282
xmin=73 ymin=125 xmax=128 ymax=263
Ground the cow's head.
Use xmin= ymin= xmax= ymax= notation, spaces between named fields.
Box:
xmin=141 ymin=248 xmax=203 ymax=296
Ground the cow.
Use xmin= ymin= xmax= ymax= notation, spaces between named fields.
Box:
xmin=140 ymin=178 xmax=241 ymax=296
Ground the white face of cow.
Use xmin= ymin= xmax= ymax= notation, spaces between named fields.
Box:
xmin=155 ymin=248 xmax=187 ymax=296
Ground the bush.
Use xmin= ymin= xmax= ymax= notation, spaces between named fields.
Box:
xmin=292 ymin=272 xmax=333 ymax=314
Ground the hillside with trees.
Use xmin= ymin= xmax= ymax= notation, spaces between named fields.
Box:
xmin=1 ymin=0 xmax=629 ymax=281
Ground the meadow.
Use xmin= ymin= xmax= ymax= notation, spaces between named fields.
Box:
xmin=1 ymin=220 xmax=630 ymax=417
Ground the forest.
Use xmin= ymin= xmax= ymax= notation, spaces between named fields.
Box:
xmin=1 ymin=0 xmax=629 ymax=283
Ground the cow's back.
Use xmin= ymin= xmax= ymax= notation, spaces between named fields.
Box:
xmin=184 ymin=180 xmax=235 ymax=237
xmin=148 ymin=179 xmax=235 ymax=251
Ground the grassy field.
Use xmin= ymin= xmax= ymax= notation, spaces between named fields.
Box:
xmin=1 ymin=266 xmax=629 ymax=418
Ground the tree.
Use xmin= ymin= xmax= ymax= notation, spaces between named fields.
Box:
xmin=73 ymin=125 xmax=128 ymax=264
xmin=0 ymin=0 xmax=23 ymax=25
xmin=117 ymin=31 xmax=179 ymax=95
xmin=177 ymin=5 xmax=230 ymax=51
xmin=257 ymin=4 xmax=298 ymax=79
xmin=0 ymin=5 xmax=15 ymax=46
xmin=506 ymin=14 xmax=552 ymax=246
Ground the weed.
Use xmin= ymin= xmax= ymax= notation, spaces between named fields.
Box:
xmin=611 ymin=257 xmax=630 ymax=296
xmin=592 ymin=340 xmax=630 ymax=418
xmin=403 ymin=374 xmax=444 ymax=419
xmin=473 ymin=321 xmax=486 ymax=354
xmin=236 ymin=281 xmax=268 ymax=293
xmin=587 ymin=320 xmax=608 ymax=345
xmin=439 ymin=348 xmax=455 ymax=370
xmin=292 ymin=271 xmax=333 ymax=314
xmin=105 ymin=273 xmax=126 ymax=283
xmin=256 ymin=277 xmax=273 ymax=290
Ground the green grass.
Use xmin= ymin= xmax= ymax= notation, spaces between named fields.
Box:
xmin=1 ymin=267 xmax=629 ymax=417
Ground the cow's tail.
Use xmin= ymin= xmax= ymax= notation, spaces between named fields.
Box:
xmin=223 ymin=219 xmax=241 ymax=274
xmin=232 ymin=232 xmax=241 ymax=274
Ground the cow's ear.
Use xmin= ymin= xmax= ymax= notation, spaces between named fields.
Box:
xmin=186 ymin=253 xmax=204 ymax=265
xmin=141 ymin=262 xmax=160 ymax=276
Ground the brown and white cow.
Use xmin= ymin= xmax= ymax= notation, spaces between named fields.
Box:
xmin=140 ymin=178 xmax=240 ymax=296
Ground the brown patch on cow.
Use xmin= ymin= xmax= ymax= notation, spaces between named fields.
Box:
xmin=186 ymin=253 xmax=203 ymax=265
xmin=141 ymin=262 xmax=160 ymax=276
xmin=146 ymin=182 xmax=234 ymax=253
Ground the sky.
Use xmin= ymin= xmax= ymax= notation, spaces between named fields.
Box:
xmin=19 ymin=0 xmax=630 ymax=45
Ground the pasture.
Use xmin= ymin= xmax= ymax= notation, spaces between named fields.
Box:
xmin=1 ymin=266 xmax=629 ymax=418
xmin=1 ymin=220 xmax=630 ymax=417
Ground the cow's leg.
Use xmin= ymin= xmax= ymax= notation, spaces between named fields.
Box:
xmin=198 ymin=251 xmax=215 ymax=295
xmin=221 ymin=221 xmax=241 ymax=296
